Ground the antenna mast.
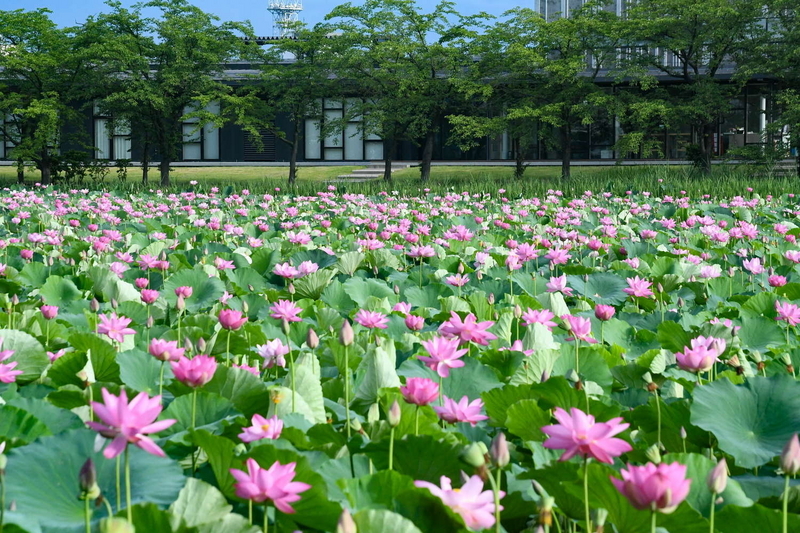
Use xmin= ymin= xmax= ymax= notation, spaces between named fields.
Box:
xmin=267 ymin=0 xmax=303 ymax=37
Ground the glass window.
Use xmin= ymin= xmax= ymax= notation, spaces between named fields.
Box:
xmin=344 ymin=123 xmax=364 ymax=160
xmin=324 ymin=109 xmax=343 ymax=147
xmin=304 ymin=119 xmax=321 ymax=159
xmin=365 ymin=141 xmax=383 ymax=160
xmin=324 ymin=148 xmax=343 ymax=161
xmin=95 ymin=119 xmax=111 ymax=159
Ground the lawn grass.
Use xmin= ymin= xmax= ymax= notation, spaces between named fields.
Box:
xmin=1 ymin=162 xmax=797 ymax=197
xmin=0 ymin=165 xmax=361 ymax=184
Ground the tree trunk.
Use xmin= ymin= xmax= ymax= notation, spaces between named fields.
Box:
xmin=561 ymin=124 xmax=572 ymax=180
xmin=795 ymin=137 xmax=800 ymax=178
xmin=16 ymin=159 xmax=24 ymax=185
xmin=383 ymin=138 xmax=396 ymax=182
xmin=419 ymin=130 xmax=434 ymax=181
xmin=142 ymin=142 xmax=150 ymax=185
xmin=699 ymin=123 xmax=714 ymax=176
xmin=513 ymin=137 xmax=525 ymax=179
xmin=160 ymin=158 xmax=170 ymax=187
xmin=289 ymin=121 xmax=300 ymax=186
xmin=39 ymin=151 xmax=52 ymax=185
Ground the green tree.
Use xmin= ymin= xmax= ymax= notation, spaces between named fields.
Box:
xmin=0 ymin=9 xmax=98 ymax=184
xmin=249 ymin=23 xmax=337 ymax=185
xmin=760 ymin=2 xmax=800 ymax=176
xmin=625 ymin=0 xmax=766 ymax=174
xmin=450 ymin=4 xmax=622 ymax=180
xmin=86 ymin=0 xmax=256 ymax=186
xmin=324 ymin=0 xmax=485 ymax=181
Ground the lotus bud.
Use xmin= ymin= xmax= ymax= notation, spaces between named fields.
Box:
xmin=183 ymin=337 xmax=193 ymax=353
xmin=336 ymin=509 xmax=357 ymax=533
xmin=514 ymin=305 xmax=522 ymax=319
xmin=367 ymin=403 xmax=380 ymax=424
xmin=306 ymin=328 xmax=319 ymax=349
xmin=677 ymin=297 xmax=684 ymax=308
xmin=457 ymin=262 xmax=464 ymax=274
xmin=461 ymin=442 xmax=488 ymax=468
xmin=99 ymin=518 xmax=135 ymax=533
xmin=680 ymin=426 xmax=687 ymax=440
xmin=79 ymin=458 xmax=101 ymax=500
xmin=176 ymin=295 xmax=186 ymax=312
xmin=242 ymin=301 xmax=249 ymax=314
xmin=645 ymin=443 xmax=662 ymax=464
xmin=90 ymin=298 xmax=100 ymax=312
xmin=394 ymin=285 xmax=400 ymax=295
xmin=196 ymin=337 xmax=207 ymax=353
xmin=530 ymin=479 xmax=546 ymax=497
xmin=11 ymin=294 xmax=18 ymax=306
xmin=490 ymin=432 xmax=510 ymax=468
xmin=288 ymin=282 xmax=295 ymax=295
xmin=110 ymin=298 xmax=118 ymax=310
xmin=248 ymin=284 xmax=254 ymax=292
xmin=781 ymin=434 xmax=800 ymax=475
xmin=146 ymin=315 xmax=155 ymax=328
xmin=488 ymin=293 xmax=495 ymax=305
xmin=707 ymin=457 xmax=728 ymax=494
xmin=388 ymin=400 xmax=401 ymax=428
xmin=538 ymin=496 xmax=554 ymax=526
xmin=339 ymin=320 xmax=354 ymax=346
xmin=476 ymin=271 xmax=483 ymax=280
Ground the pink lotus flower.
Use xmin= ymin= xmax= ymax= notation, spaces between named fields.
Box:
xmin=229 ymin=458 xmax=311 ymax=513
xmin=141 ymin=289 xmax=159 ymax=304
xmin=48 ymin=349 xmax=67 ymax=363
xmin=438 ymin=312 xmax=497 ymax=346
xmin=400 ymin=377 xmax=439 ymax=406
xmin=742 ymin=257 xmax=765 ymax=275
xmin=214 ymin=257 xmax=235 ymax=270
xmin=594 ymin=304 xmax=615 ymax=321
xmin=257 ymin=339 xmax=289 ymax=368
xmin=97 ymin=313 xmax=137 ymax=343
xmin=776 ymin=301 xmax=800 ymax=326
xmin=445 ymin=274 xmax=470 ymax=287
xmin=297 ymin=261 xmax=318 ymax=277
xmin=521 ymin=308 xmax=558 ymax=330
xmin=354 ymin=309 xmax=389 ymax=329
xmin=40 ymin=305 xmax=58 ymax=320
xmin=541 ymin=407 xmax=631 ymax=464
xmin=393 ymin=302 xmax=412 ymax=315
xmin=418 ymin=336 xmax=468 ymax=378
xmin=0 ymin=340 xmax=22 ymax=383
xmin=233 ymin=363 xmax=260 ymax=376
xmin=174 ymin=286 xmax=193 ymax=298
xmin=562 ymin=315 xmax=597 ymax=344
xmin=434 ymin=396 xmax=488 ymax=426
xmin=405 ymin=315 xmax=425 ymax=331
xmin=623 ymin=276 xmax=653 ymax=298
xmin=135 ymin=278 xmax=149 ymax=289
xmin=675 ymin=336 xmax=725 ymax=373
xmin=611 ymin=462 xmax=691 ymax=514
xmin=786 ymin=251 xmax=800 ymax=264
xmin=273 ymin=262 xmax=300 ymax=279
xmin=171 ymin=355 xmax=217 ymax=388
xmin=414 ymin=475 xmax=502 ymax=531
xmin=148 ymin=339 xmax=185 ymax=362
xmin=87 ymin=388 xmax=176 ymax=459
xmin=769 ymin=275 xmax=788 ymax=287
xmin=239 ymin=414 xmax=283 ymax=443
xmin=546 ymin=275 xmax=574 ymax=296
xmin=408 ymin=245 xmax=436 ymax=259
xmin=219 ymin=309 xmax=248 ymax=330
xmin=270 ymin=300 xmax=303 ymax=323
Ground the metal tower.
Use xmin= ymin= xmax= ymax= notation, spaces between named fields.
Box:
xmin=267 ymin=0 xmax=303 ymax=37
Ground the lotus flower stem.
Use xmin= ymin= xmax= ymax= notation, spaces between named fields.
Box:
xmin=191 ymin=388 xmax=198 ymax=474
xmin=125 ymin=446 xmax=132 ymax=523
xmin=248 ymin=500 xmax=253 ymax=525
xmin=46 ymin=320 xmax=50 ymax=348
xmin=709 ymin=491 xmax=716 ymax=533
xmin=575 ymin=339 xmax=581 ymax=374
xmin=177 ymin=311 xmax=182 ymax=348
xmin=115 ymin=455 xmax=121 ymax=512
xmin=102 ymin=497 xmax=113 ymax=518
xmin=159 ymin=361 xmax=165 ymax=398
xmin=414 ymin=406 xmax=420 ymax=436
xmin=84 ymin=496 xmax=91 ymax=533
xmin=388 ymin=426 xmax=395 ymax=470
xmin=655 ymin=392 xmax=662 ymax=450
xmin=783 ymin=474 xmax=790 ymax=533
xmin=227 ymin=330 xmax=232 ymax=368
xmin=583 ymin=457 xmax=592 ymax=533
xmin=263 ymin=502 xmax=270 ymax=533
xmin=290 ymin=351 xmax=296 ymax=413
xmin=344 ymin=345 xmax=351 ymax=439
xmin=438 ymin=375 xmax=443 ymax=407
xmin=0 ymin=470 xmax=5 ymax=532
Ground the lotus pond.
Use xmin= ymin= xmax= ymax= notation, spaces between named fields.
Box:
xmin=0 ymin=185 xmax=800 ymax=533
